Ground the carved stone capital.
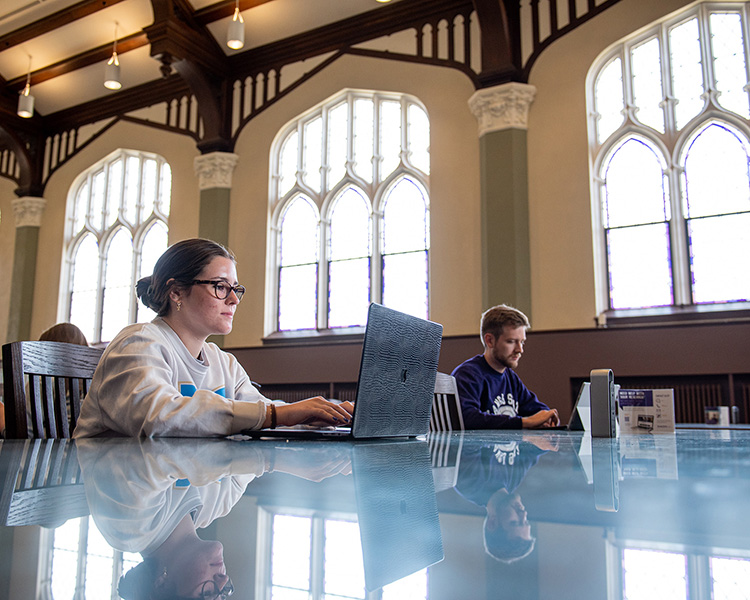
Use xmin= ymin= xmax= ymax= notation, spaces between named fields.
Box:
xmin=11 ymin=196 xmax=47 ymax=228
xmin=468 ymin=83 xmax=537 ymax=136
xmin=194 ymin=152 xmax=240 ymax=190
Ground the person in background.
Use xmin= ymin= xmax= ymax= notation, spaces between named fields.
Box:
xmin=73 ymin=238 xmax=352 ymax=438
xmin=0 ymin=321 xmax=89 ymax=438
xmin=452 ymin=304 xmax=559 ymax=429
xmin=39 ymin=322 xmax=89 ymax=346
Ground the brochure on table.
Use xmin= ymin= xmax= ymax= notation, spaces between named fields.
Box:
xmin=617 ymin=388 xmax=675 ymax=434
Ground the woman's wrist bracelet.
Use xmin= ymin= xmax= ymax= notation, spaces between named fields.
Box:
xmin=270 ymin=404 xmax=277 ymax=429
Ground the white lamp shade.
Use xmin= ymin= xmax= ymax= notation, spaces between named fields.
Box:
xmin=17 ymin=90 xmax=34 ymax=118
xmin=227 ymin=14 xmax=244 ymax=50
xmin=104 ymin=59 xmax=121 ymax=90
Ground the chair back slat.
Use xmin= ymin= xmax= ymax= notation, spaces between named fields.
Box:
xmin=430 ymin=373 xmax=465 ymax=432
xmin=2 ymin=341 xmax=103 ymax=439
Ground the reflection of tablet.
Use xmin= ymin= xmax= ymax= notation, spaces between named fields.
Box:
xmin=637 ymin=414 xmax=654 ymax=430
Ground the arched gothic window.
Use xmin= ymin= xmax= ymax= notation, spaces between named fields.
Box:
xmin=589 ymin=2 xmax=750 ymax=319
xmin=64 ymin=149 xmax=171 ymax=343
xmin=268 ymin=90 xmax=430 ymax=334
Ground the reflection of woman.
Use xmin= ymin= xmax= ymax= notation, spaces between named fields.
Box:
xmin=74 ymin=238 xmax=352 ymax=438
xmin=76 ymin=438 xmax=262 ymax=600
xmin=77 ymin=437 xmax=351 ymax=599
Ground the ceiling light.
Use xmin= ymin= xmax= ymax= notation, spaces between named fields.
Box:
xmin=17 ymin=57 xmax=34 ymax=118
xmin=227 ymin=0 xmax=245 ymax=50
xmin=104 ymin=22 xmax=122 ymax=90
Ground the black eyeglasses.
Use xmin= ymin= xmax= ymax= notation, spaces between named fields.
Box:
xmin=192 ymin=280 xmax=246 ymax=301
xmin=177 ymin=578 xmax=234 ymax=600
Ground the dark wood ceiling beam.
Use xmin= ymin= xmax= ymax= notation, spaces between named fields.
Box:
xmin=228 ymin=0 xmax=473 ymax=75
xmin=45 ymin=73 xmax=190 ymax=130
xmin=5 ymin=32 xmax=150 ymax=91
xmin=0 ymin=0 xmax=130 ymax=51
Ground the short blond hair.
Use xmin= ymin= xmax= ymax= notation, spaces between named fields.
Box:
xmin=480 ymin=304 xmax=530 ymax=346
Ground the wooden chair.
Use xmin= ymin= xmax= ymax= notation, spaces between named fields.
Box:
xmin=2 ymin=341 xmax=103 ymax=439
xmin=429 ymin=372 xmax=465 ymax=433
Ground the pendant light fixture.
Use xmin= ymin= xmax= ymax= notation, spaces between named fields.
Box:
xmin=227 ymin=0 xmax=244 ymax=50
xmin=104 ymin=22 xmax=121 ymax=90
xmin=17 ymin=56 xmax=34 ymax=118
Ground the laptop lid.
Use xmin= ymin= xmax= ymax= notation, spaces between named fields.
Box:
xmin=350 ymin=303 xmax=443 ymax=438
xmin=242 ymin=303 xmax=443 ymax=439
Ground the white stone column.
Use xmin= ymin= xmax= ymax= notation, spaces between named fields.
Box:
xmin=468 ymin=82 xmax=537 ymax=136
xmin=193 ymin=152 xmax=239 ymax=190
xmin=11 ymin=195 xmax=47 ymax=227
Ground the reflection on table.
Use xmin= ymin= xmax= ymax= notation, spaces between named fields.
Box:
xmin=2 ymin=429 xmax=750 ymax=599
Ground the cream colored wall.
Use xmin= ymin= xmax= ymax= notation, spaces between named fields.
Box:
xmin=27 ymin=120 xmax=200 ymax=342
xmin=0 ymin=176 xmax=18 ymax=344
xmin=227 ymin=54 xmax=481 ymax=346
xmin=526 ymin=0 xmax=695 ymax=330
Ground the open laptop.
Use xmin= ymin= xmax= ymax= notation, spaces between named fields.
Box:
xmin=242 ymin=303 xmax=443 ymax=440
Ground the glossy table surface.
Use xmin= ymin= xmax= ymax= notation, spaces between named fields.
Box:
xmin=2 ymin=429 xmax=750 ymax=599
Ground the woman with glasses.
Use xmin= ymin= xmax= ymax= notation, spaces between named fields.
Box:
xmin=74 ymin=238 xmax=352 ymax=438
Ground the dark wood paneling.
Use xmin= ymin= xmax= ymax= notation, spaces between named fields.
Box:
xmin=229 ymin=321 xmax=750 ymax=422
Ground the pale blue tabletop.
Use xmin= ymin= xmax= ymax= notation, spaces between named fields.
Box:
xmin=2 ymin=429 xmax=749 ymax=599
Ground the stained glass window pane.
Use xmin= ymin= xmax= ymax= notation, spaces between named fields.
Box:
xmin=710 ymin=13 xmax=750 ymax=118
xmin=607 ymin=224 xmax=673 ymax=309
xmin=689 ymin=213 xmax=750 ymax=303
xmin=353 ymin=99 xmax=374 ymax=183
xmin=669 ymin=18 xmax=705 ymax=129
xmin=382 ymin=178 xmax=428 ymax=254
xmin=101 ymin=230 xmax=134 ymax=342
xmin=141 ymin=158 xmax=158 ymax=216
xmin=272 ymin=516 xmax=311 ymax=590
xmin=70 ymin=235 xmax=99 ymax=343
xmin=407 ymin=104 xmax=430 ymax=174
xmin=124 ymin=156 xmax=140 ymax=221
xmin=74 ymin=181 xmax=88 ymax=232
xmin=91 ymin=170 xmax=106 ymax=230
xmin=631 ymin=38 xmax=665 ymax=132
xmin=107 ymin=158 xmax=123 ymax=227
xmin=159 ymin=162 xmax=172 ymax=216
xmin=324 ymin=520 xmax=366 ymax=599
xmin=383 ymin=252 xmax=428 ymax=319
xmin=279 ymin=131 xmax=299 ymax=197
xmin=279 ymin=265 xmax=317 ymax=330
xmin=380 ymin=100 xmax=402 ymax=180
xmin=280 ymin=198 xmax=318 ymax=267
xmin=711 ymin=557 xmax=750 ymax=600
xmin=595 ymin=57 xmax=624 ymax=144
xmin=622 ymin=549 xmax=687 ymax=600
xmin=137 ymin=222 xmax=168 ymax=323
xmin=329 ymin=188 xmax=370 ymax=260
xmin=683 ymin=123 xmax=750 ymax=218
xmin=603 ymin=139 xmax=669 ymax=227
xmin=328 ymin=102 xmax=348 ymax=190
xmin=304 ymin=117 xmax=322 ymax=193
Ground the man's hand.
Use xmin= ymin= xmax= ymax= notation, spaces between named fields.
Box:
xmin=521 ymin=408 xmax=560 ymax=429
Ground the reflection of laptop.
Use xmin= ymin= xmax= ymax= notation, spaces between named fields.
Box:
xmin=243 ymin=303 xmax=443 ymax=440
xmin=353 ymin=441 xmax=444 ymax=590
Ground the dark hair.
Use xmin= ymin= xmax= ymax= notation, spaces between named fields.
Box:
xmin=39 ymin=322 xmax=89 ymax=346
xmin=118 ymin=559 xmax=159 ymax=600
xmin=480 ymin=304 xmax=530 ymax=345
xmin=483 ymin=493 xmax=536 ymax=564
xmin=136 ymin=238 xmax=235 ymax=317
